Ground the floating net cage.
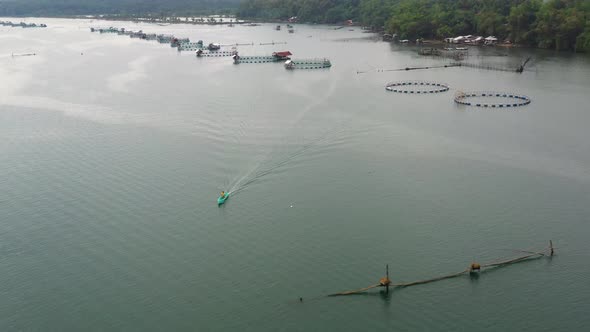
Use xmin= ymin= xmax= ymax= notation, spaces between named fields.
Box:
xmin=454 ymin=91 xmax=531 ymax=108
xmin=385 ymin=81 xmax=450 ymax=94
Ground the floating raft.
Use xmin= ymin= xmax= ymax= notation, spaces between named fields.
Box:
xmin=157 ymin=35 xmax=175 ymax=43
xmin=259 ymin=41 xmax=287 ymax=45
xmin=2 ymin=21 xmax=47 ymax=28
xmin=89 ymin=27 xmax=192 ymax=48
xmin=98 ymin=27 xmax=119 ymax=34
xmin=233 ymin=55 xmax=285 ymax=64
xmin=196 ymin=50 xmax=237 ymax=57
xmin=178 ymin=42 xmax=205 ymax=51
xmin=285 ymin=58 xmax=331 ymax=70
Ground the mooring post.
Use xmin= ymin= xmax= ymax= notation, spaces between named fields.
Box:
xmin=550 ymin=240 xmax=554 ymax=256
xmin=386 ymin=264 xmax=390 ymax=293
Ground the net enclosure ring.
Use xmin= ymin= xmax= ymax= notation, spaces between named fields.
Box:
xmin=454 ymin=91 xmax=531 ymax=108
xmin=385 ymin=81 xmax=450 ymax=94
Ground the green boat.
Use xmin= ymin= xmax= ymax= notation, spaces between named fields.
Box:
xmin=218 ymin=192 xmax=230 ymax=205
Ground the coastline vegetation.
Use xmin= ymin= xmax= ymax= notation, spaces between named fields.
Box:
xmin=238 ymin=0 xmax=590 ymax=52
xmin=0 ymin=0 xmax=240 ymax=17
xmin=1 ymin=0 xmax=588 ymax=52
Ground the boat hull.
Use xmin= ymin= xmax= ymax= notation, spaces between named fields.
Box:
xmin=217 ymin=193 xmax=230 ymax=205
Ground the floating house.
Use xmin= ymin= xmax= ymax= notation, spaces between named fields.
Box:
xmin=208 ymin=43 xmax=221 ymax=50
xmin=485 ymin=36 xmax=499 ymax=45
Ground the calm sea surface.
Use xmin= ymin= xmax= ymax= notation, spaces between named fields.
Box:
xmin=1 ymin=17 xmax=590 ymax=331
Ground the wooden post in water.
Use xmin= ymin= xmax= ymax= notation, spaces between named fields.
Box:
xmin=386 ymin=264 xmax=390 ymax=293
xmin=378 ymin=265 xmax=391 ymax=293
xmin=550 ymin=240 xmax=554 ymax=256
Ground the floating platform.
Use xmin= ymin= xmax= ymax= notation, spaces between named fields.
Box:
xmin=171 ymin=38 xmax=190 ymax=47
xmin=98 ymin=27 xmax=119 ymax=34
xmin=196 ymin=50 xmax=238 ymax=57
xmin=233 ymin=55 xmax=285 ymax=64
xmin=178 ymin=42 xmax=205 ymax=51
xmin=2 ymin=21 xmax=46 ymax=28
xmin=157 ymin=34 xmax=174 ymax=43
xmin=285 ymin=59 xmax=331 ymax=69
xmin=233 ymin=52 xmax=291 ymax=64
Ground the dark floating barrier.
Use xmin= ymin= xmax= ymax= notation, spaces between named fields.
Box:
xmin=327 ymin=241 xmax=554 ymax=297
xmin=357 ymin=63 xmax=460 ymax=74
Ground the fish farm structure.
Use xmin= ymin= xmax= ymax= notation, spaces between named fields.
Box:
xmin=178 ymin=41 xmax=205 ymax=51
xmin=233 ymin=51 xmax=292 ymax=64
xmin=86 ymin=26 xmax=333 ymax=73
xmin=196 ymin=49 xmax=238 ymax=57
xmin=386 ymin=81 xmax=450 ymax=94
xmin=89 ymin=27 xmax=193 ymax=49
xmin=1 ymin=21 xmax=47 ymax=28
xmin=284 ymin=58 xmax=332 ymax=70
xmin=454 ymin=91 xmax=531 ymax=108
xmin=328 ymin=241 xmax=554 ymax=297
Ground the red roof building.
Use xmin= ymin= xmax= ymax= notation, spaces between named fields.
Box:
xmin=272 ymin=51 xmax=293 ymax=58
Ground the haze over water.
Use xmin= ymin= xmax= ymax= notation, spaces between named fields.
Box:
xmin=1 ymin=17 xmax=590 ymax=331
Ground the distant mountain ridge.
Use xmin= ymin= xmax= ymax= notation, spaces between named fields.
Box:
xmin=0 ymin=0 xmax=242 ymax=16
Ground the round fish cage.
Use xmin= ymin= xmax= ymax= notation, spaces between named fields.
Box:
xmin=454 ymin=91 xmax=531 ymax=108
xmin=385 ymin=81 xmax=450 ymax=94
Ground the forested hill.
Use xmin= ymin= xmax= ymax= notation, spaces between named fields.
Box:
xmin=237 ymin=0 xmax=590 ymax=52
xmin=0 ymin=0 xmax=241 ymax=16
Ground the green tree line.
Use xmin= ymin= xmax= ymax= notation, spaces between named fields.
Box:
xmin=238 ymin=0 xmax=590 ymax=52
xmin=238 ymin=0 xmax=360 ymax=23
xmin=0 ymin=0 xmax=241 ymax=17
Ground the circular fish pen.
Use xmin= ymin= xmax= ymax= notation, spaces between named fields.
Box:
xmin=385 ymin=81 xmax=450 ymax=94
xmin=454 ymin=91 xmax=531 ymax=108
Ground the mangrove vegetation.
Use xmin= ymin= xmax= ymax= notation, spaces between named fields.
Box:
xmin=237 ymin=0 xmax=590 ymax=52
